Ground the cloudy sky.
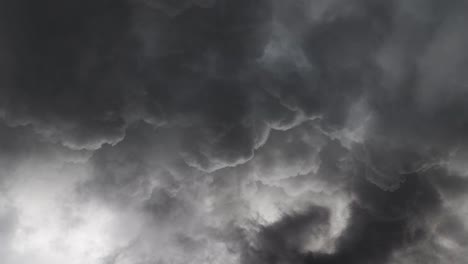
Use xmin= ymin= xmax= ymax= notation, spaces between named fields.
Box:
xmin=1 ymin=0 xmax=468 ymax=263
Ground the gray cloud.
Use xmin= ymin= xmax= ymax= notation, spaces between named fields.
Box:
xmin=0 ymin=0 xmax=467 ymax=263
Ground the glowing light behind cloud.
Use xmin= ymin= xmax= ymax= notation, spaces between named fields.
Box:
xmin=5 ymin=161 xmax=141 ymax=264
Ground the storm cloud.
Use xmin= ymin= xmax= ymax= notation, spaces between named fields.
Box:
xmin=0 ymin=0 xmax=468 ymax=263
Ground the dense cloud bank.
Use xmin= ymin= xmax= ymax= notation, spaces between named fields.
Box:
xmin=0 ymin=0 xmax=468 ymax=263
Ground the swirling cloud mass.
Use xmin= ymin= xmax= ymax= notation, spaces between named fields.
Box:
xmin=1 ymin=0 xmax=468 ymax=263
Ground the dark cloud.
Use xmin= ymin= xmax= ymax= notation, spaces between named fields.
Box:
xmin=0 ymin=0 xmax=133 ymax=149
xmin=0 ymin=123 xmax=90 ymax=188
xmin=0 ymin=0 xmax=468 ymax=263
xmin=237 ymin=148 xmax=449 ymax=264
xmin=240 ymin=206 xmax=330 ymax=264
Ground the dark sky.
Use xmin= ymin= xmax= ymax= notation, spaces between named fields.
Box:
xmin=0 ymin=0 xmax=468 ymax=263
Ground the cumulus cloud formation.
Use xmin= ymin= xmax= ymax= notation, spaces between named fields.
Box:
xmin=0 ymin=0 xmax=468 ymax=263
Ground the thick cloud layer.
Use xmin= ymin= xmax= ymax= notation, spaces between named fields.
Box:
xmin=0 ymin=0 xmax=468 ymax=264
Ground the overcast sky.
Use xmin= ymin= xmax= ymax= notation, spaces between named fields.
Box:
xmin=0 ymin=0 xmax=468 ymax=263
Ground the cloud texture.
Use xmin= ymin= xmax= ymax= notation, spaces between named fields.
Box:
xmin=0 ymin=0 xmax=468 ymax=263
